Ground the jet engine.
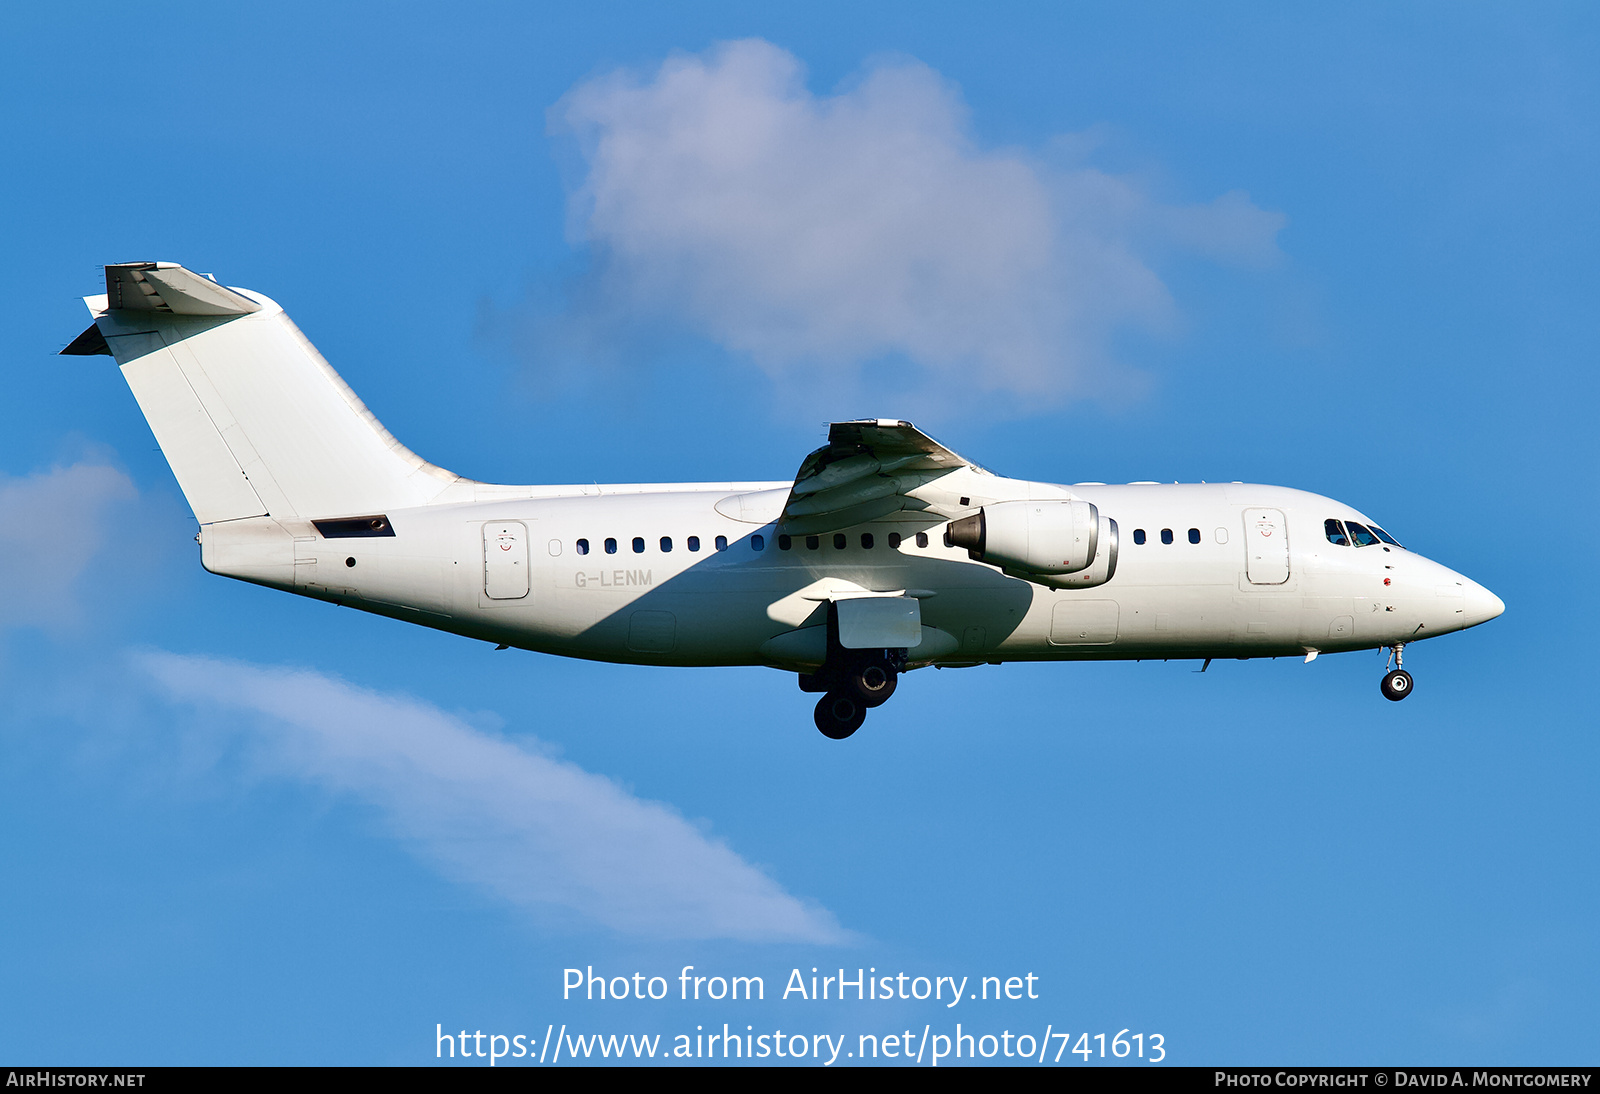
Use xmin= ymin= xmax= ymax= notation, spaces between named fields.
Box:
xmin=1027 ymin=515 xmax=1119 ymax=589
xmin=946 ymin=500 xmax=1100 ymax=575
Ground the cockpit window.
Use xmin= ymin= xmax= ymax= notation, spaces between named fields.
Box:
xmin=1324 ymin=519 xmax=1350 ymax=546
xmin=1345 ymin=522 xmax=1380 ymax=547
xmin=1369 ymin=525 xmax=1402 ymax=547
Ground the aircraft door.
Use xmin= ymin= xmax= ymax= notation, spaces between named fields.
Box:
xmin=1243 ymin=508 xmax=1290 ymax=585
xmin=483 ymin=521 xmax=530 ymax=599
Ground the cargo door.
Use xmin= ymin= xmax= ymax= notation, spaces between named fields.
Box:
xmin=483 ymin=521 xmax=529 ymax=599
xmin=1243 ymin=508 xmax=1290 ymax=585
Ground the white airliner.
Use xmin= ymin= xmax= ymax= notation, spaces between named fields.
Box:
xmin=66 ymin=263 xmax=1504 ymax=738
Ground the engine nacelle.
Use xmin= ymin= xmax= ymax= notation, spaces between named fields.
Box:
xmin=946 ymin=499 xmax=1099 ymax=575
xmin=1024 ymin=516 xmax=1119 ymax=590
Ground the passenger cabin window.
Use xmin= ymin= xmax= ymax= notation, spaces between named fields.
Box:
xmin=807 ymin=535 xmax=820 ymax=550
xmin=861 ymin=533 xmax=874 ymax=549
xmin=576 ymin=538 xmax=590 ymax=556
xmin=660 ymin=536 xmax=672 ymax=553
xmin=604 ymin=537 xmax=618 ymax=555
xmin=1133 ymin=528 xmax=1146 ymax=545
xmin=1345 ymin=522 xmax=1380 ymax=547
xmin=778 ymin=534 xmax=792 ymax=550
xmin=1325 ymin=519 xmax=1350 ymax=546
xmin=1160 ymin=528 xmax=1173 ymax=545
xmin=688 ymin=536 xmax=700 ymax=552
xmin=632 ymin=537 xmax=645 ymax=554
xmin=833 ymin=533 xmax=847 ymax=549
xmin=1188 ymin=528 xmax=1200 ymax=544
xmin=888 ymin=532 xmax=902 ymax=548
xmin=751 ymin=534 xmax=765 ymax=551
xmin=915 ymin=532 xmax=929 ymax=548
xmin=715 ymin=535 xmax=728 ymax=551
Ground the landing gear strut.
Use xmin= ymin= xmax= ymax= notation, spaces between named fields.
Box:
xmin=1381 ymin=643 xmax=1413 ymax=702
xmin=800 ymin=604 xmax=907 ymax=738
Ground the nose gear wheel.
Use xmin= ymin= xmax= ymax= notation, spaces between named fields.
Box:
xmin=1381 ymin=669 xmax=1413 ymax=701
xmin=1381 ymin=643 xmax=1413 ymax=701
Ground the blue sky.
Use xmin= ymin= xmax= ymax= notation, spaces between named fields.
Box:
xmin=1 ymin=2 xmax=1595 ymax=1066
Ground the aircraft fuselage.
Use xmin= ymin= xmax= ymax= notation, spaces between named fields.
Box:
xmin=202 ymin=480 xmax=1500 ymax=670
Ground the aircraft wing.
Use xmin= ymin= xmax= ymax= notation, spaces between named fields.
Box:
xmin=778 ymin=419 xmax=991 ymax=536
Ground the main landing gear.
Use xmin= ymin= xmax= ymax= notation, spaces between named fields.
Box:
xmin=1381 ymin=643 xmax=1414 ymax=702
xmin=813 ymin=690 xmax=867 ymax=739
xmin=801 ymin=650 xmax=904 ymax=740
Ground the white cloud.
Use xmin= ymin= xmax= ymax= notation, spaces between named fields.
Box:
xmin=137 ymin=651 xmax=847 ymax=943
xmin=0 ymin=461 xmax=138 ymax=629
xmin=548 ymin=39 xmax=1285 ymax=405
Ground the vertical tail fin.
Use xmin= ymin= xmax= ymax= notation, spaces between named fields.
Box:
xmin=72 ymin=263 xmax=467 ymax=524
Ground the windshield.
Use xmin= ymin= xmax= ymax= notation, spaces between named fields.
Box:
xmin=1345 ymin=522 xmax=1380 ymax=547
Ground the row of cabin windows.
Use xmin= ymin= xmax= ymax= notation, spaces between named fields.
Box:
xmin=779 ymin=531 xmax=928 ymax=551
xmin=1132 ymin=527 xmax=1202 ymax=545
xmin=576 ymin=534 xmax=752 ymax=555
xmin=1129 ymin=522 xmax=1405 ymax=549
xmin=1325 ymin=518 xmax=1401 ymax=548
xmin=572 ymin=530 xmax=934 ymax=556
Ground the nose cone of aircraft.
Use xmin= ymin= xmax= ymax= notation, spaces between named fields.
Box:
xmin=1461 ymin=579 xmax=1506 ymax=630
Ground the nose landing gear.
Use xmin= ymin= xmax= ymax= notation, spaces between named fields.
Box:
xmin=1381 ymin=644 xmax=1414 ymax=701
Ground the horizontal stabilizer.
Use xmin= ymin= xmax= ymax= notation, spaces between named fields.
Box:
xmin=105 ymin=262 xmax=261 ymax=316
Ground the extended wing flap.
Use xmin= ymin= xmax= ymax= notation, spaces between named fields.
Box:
xmin=792 ymin=419 xmax=974 ymax=483
xmin=779 ymin=419 xmax=988 ymax=534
